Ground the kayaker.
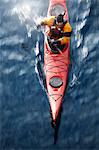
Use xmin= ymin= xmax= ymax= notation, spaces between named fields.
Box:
xmin=37 ymin=12 xmax=72 ymax=48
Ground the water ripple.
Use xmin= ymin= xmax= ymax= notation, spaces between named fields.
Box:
xmin=1 ymin=0 xmax=99 ymax=148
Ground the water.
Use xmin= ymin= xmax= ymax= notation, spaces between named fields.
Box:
xmin=0 ymin=0 xmax=99 ymax=149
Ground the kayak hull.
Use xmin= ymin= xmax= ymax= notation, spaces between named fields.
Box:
xmin=44 ymin=0 xmax=70 ymax=123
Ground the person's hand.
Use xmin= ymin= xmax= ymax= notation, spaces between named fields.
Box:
xmin=52 ymin=40 xmax=61 ymax=45
xmin=50 ymin=39 xmax=55 ymax=43
xmin=37 ymin=24 xmax=41 ymax=30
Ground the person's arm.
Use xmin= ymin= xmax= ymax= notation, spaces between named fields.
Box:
xmin=40 ymin=18 xmax=49 ymax=26
xmin=37 ymin=18 xmax=48 ymax=29
xmin=58 ymin=22 xmax=72 ymax=45
xmin=37 ymin=16 xmax=55 ymax=28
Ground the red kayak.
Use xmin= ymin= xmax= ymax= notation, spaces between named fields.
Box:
xmin=44 ymin=0 xmax=70 ymax=124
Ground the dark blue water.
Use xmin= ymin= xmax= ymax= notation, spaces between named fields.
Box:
xmin=0 ymin=0 xmax=99 ymax=149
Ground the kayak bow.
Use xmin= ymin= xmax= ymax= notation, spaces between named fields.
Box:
xmin=44 ymin=0 xmax=70 ymax=125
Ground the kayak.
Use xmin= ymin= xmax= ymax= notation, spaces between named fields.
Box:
xmin=44 ymin=0 xmax=70 ymax=124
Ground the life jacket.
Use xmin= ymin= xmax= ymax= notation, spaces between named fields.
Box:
xmin=49 ymin=19 xmax=67 ymax=39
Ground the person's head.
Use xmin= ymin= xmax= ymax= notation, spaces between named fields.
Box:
xmin=56 ymin=12 xmax=65 ymax=26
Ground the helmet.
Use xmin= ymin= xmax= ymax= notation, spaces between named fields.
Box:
xmin=56 ymin=12 xmax=66 ymax=23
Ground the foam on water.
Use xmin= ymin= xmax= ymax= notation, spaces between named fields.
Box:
xmin=0 ymin=0 xmax=99 ymax=148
